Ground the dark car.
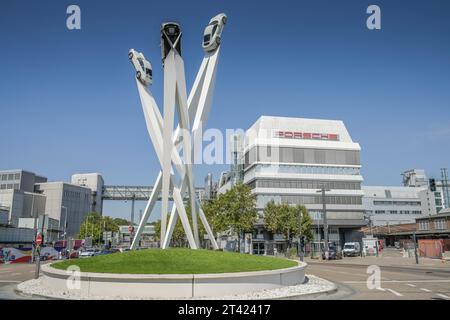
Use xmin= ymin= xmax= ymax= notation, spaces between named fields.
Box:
xmin=322 ymin=246 xmax=342 ymax=260
xmin=161 ymin=22 xmax=182 ymax=61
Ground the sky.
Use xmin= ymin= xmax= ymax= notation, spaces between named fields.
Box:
xmin=1 ymin=0 xmax=449 ymax=220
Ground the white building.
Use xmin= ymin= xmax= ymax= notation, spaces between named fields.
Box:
xmin=71 ymin=173 xmax=104 ymax=214
xmin=227 ymin=116 xmax=366 ymax=253
xmin=35 ymin=182 xmax=92 ymax=237
xmin=363 ymin=186 xmax=435 ymax=226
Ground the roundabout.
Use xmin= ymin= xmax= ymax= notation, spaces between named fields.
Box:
xmin=27 ymin=249 xmax=308 ymax=299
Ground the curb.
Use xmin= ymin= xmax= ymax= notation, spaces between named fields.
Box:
xmin=15 ymin=275 xmax=337 ymax=300
xmin=271 ymin=283 xmax=338 ymax=300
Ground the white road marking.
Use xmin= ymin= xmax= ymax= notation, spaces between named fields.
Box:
xmin=386 ymin=288 xmax=403 ymax=297
xmin=406 ymin=284 xmax=416 ymax=287
xmin=344 ymin=279 xmax=450 ymax=284
xmin=376 ymin=287 xmax=386 ymax=292
xmin=0 ymin=280 xmax=20 ymax=283
xmin=436 ymin=294 xmax=450 ymax=300
xmin=420 ymin=288 xmax=432 ymax=293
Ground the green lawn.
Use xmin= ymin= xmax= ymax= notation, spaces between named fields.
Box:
xmin=51 ymin=249 xmax=297 ymax=274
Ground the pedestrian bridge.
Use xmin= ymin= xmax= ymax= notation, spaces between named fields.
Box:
xmin=102 ymin=185 xmax=205 ymax=201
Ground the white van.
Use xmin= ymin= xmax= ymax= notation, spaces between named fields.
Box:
xmin=342 ymin=242 xmax=361 ymax=257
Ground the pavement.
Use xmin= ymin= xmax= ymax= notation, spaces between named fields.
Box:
xmin=0 ymin=262 xmax=48 ymax=299
xmin=304 ymin=248 xmax=450 ymax=300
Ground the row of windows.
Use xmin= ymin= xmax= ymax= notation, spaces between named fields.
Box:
xmin=244 ymin=146 xmax=360 ymax=168
xmin=373 ymin=210 xmax=422 ymax=215
xmin=0 ymin=183 xmax=20 ymax=190
xmin=421 ymin=219 xmax=448 ymax=231
xmin=63 ymin=190 xmax=83 ymax=199
xmin=0 ymin=173 xmax=21 ymax=181
xmin=249 ymin=179 xmax=361 ymax=190
xmin=274 ymin=195 xmax=362 ymax=205
xmin=251 ymin=164 xmax=361 ymax=176
xmin=434 ymin=219 xmax=447 ymax=230
xmin=373 ymin=200 xmax=422 ymax=206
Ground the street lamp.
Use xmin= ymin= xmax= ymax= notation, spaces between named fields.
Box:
xmin=61 ymin=206 xmax=68 ymax=241
xmin=317 ymin=186 xmax=331 ymax=256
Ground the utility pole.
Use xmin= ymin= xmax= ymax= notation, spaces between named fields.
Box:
xmin=35 ymin=215 xmax=46 ymax=279
xmin=298 ymin=210 xmax=303 ymax=262
xmin=413 ymin=232 xmax=419 ymax=264
xmin=317 ymin=186 xmax=330 ymax=255
xmin=130 ymin=194 xmax=136 ymax=226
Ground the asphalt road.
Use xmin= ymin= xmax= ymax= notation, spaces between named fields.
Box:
xmin=307 ymin=262 xmax=450 ymax=300
xmin=0 ymin=262 xmax=44 ymax=299
xmin=2 ymin=258 xmax=450 ymax=300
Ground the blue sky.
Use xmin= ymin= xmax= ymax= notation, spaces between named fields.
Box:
xmin=1 ymin=0 xmax=449 ymax=219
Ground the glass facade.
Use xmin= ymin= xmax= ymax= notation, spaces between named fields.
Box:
xmin=249 ymin=179 xmax=361 ymax=190
xmin=244 ymin=146 xmax=360 ymax=169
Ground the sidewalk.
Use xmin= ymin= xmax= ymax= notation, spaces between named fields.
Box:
xmin=303 ymin=248 xmax=450 ymax=271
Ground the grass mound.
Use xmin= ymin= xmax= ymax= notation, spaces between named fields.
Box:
xmin=51 ymin=248 xmax=297 ymax=274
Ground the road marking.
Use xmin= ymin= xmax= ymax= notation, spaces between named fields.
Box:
xmin=420 ymin=288 xmax=432 ymax=293
xmin=406 ymin=284 xmax=416 ymax=287
xmin=376 ymin=288 xmax=386 ymax=292
xmin=436 ymin=294 xmax=450 ymax=300
xmin=0 ymin=280 xmax=20 ymax=283
xmin=10 ymin=273 xmax=21 ymax=276
xmin=344 ymin=279 xmax=450 ymax=284
xmin=386 ymin=288 xmax=403 ymax=297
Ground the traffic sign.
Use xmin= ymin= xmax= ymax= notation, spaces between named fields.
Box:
xmin=36 ymin=233 xmax=43 ymax=246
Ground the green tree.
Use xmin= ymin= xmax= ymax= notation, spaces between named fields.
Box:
xmin=211 ymin=183 xmax=258 ymax=252
xmin=264 ymin=202 xmax=313 ymax=253
xmin=78 ymin=212 xmax=120 ymax=245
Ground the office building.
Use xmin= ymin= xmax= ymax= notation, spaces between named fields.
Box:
xmin=220 ymin=116 xmax=366 ymax=254
xmin=35 ymin=182 xmax=92 ymax=237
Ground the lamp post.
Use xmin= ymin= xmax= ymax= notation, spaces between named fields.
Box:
xmin=61 ymin=206 xmax=68 ymax=242
xmin=317 ymin=186 xmax=331 ymax=256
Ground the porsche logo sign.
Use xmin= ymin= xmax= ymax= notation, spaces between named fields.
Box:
xmin=273 ymin=130 xmax=339 ymax=141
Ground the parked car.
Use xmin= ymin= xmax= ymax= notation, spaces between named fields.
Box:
xmin=79 ymin=248 xmax=96 ymax=258
xmin=342 ymin=242 xmax=361 ymax=257
xmin=161 ymin=22 xmax=182 ymax=61
xmin=128 ymin=48 xmax=153 ymax=86
xmin=202 ymin=13 xmax=227 ymax=52
xmin=322 ymin=246 xmax=342 ymax=260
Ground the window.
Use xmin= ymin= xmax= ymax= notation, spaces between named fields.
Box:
xmin=212 ymin=25 xmax=218 ymax=37
xmin=14 ymin=173 xmax=20 ymax=180
xmin=1 ymin=174 xmax=6 ymax=181
xmin=203 ymin=34 xmax=211 ymax=43
xmin=7 ymin=174 xmax=13 ymax=180
xmin=419 ymin=221 xmax=429 ymax=231
xmin=434 ymin=219 xmax=446 ymax=230
xmin=138 ymin=58 xmax=144 ymax=69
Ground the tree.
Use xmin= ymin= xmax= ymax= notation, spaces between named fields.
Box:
xmin=78 ymin=213 xmax=120 ymax=244
xmin=211 ymin=183 xmax=258 ymax=252
xmin=264 ymin=202 xmax=313 ymax=253
xmin=113 ymin=218 xmax=130 ymax=226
